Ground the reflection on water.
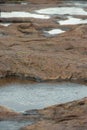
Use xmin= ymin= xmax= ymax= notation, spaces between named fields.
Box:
xmin=0 ymin=78 xmax=87 ymax=112
xmin=43 ymin=28 xmax=65 ymax=36
xmin=0 ymin=120 xmax=32 ymax=130
xmin=36 ymin=7 xmax=87 ymax=15
xmin=58 ymin=16 xmax=87 ymax=25
xmin=0 ymin=12 xmax=50 ymax=19
xmin=0 ymin=23 xmax=11 ymax=27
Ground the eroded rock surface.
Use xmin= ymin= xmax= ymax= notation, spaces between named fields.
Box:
xmin=0 ymin=105 xmax=42 ymax=121
xmin=21 ymin=97 xmax=87 ymax=130
xmin=0 ymin=98 xmax=87 ymax=130
xmin=0 ymin=22 xmax=87 ymax=82
xmin=0 ymin=0 xmax=87 ymax=83
xmin=0 ymin=0 xmax=87 ymax=130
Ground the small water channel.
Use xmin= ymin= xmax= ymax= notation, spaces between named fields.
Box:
xmin=0 ymin=79 xmax=87 ymax=112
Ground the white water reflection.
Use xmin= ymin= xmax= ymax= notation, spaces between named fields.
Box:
xmin=0 ymin=23 xmax=11 ymax=27
xmin=0 ymin=12 xmax=50 ymax=19
xmin=44 ymin=29 xmax=65 ymax=35
xmin=21 ymin=2 xmax=28 ymax=5
xmin=0 ymin=82 xmax=87 ymax=112
xmin=58 ymin=16 xmax=87 ymax=25
xmin=36 ymin=7 xmax=87 ymax=15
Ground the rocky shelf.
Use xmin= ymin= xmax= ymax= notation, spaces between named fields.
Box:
xmin=0 ymin=0 xmax=87 ymax=129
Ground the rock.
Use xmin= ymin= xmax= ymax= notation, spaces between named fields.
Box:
xmin=21 ymin=97 xmax=87 ymax=130
xmin=0 ymin=22 xmax=87 ymax=83
xmin=0 ymin=106 xmax=14 ymax=112
xmin=0 ymin=1 xmax=87 ymax=130
xmin=0 ymin=105 xmax=19 ymax=120
xmin=0 ymin=105 xmax=40 ymax=121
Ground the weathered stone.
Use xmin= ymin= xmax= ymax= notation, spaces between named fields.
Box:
xmin=0 ymin=106 xmax=19 ymax=120
xmin=0 ymin=1 xmax=87 ymax=129
xmin=0 ymin=22 xmax=87 ymax=83
xmin=21 ymin=98 xmax=87 ymax=130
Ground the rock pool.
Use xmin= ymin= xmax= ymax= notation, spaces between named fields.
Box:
xmin=0 ymin=80 xmax=87 ymax=112
xmin=0 ymin=12 xmax=50 ymax=19
xmin=36 ymin=7 xmax=87 ymax=15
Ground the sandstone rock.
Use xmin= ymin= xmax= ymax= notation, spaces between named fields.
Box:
xmin=0 ymin=106 xmax=14 ymax=112
xmin=0 ymin=22 xmax=87 ymax=83
xmin=21 ymin=98 xmax=87 ymax=130
xmin=0 ymin=105 xmax=19 ymax=120
xmin=0 ymin=1 xmax=87 ymax=130
xmin=0 ymin=105 xmax=39 ymax=121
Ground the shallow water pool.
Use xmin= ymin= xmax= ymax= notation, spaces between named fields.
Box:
xmin=58 ymin=16 xmax=87 ymax=25
xmin=36 ymin=7 xmax=87 ymax=15
xmin=0 ymin=81 xmax=87 ymax=112
xmin=0 ymin=11 xmax=50 ymax=19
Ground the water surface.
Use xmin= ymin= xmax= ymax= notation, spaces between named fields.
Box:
xmin=44 ymin=28 xmax=65 ymax=36
xmin=0 ymin=12 xmax=50 ymax=19
xmin=0 ymin=80 xmax=87 ymax=112
xmin=36 ymin=7 xmax=87 ymax=15
xmin=0 ymin=120 xmax=32 ymax=130
xmin=58 ymin=16 xmax=87 ymax=25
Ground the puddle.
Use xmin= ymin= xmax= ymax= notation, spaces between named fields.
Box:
xmin=0 ymin=12 xmax=50 ymax=19
xmin=36 ymin=7 xmax=87 ymax=15
xmin=58 ymin=16 xmax=87 ymax=25
xmin=43 ymin=28 xmax=65 ymax=36
xmin=21 ymin=2 xmax=28 ymax=5
xmin=0 ymin=120 xmax=32 ymax=130
xmin=0 ymin=81 xmax=87 ymax=112
xmin=0 ymin=23 xmax=11 ymax=27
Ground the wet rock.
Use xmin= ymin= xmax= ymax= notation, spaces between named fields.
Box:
xmin=23 ymin=109 xmax=40 ymax=116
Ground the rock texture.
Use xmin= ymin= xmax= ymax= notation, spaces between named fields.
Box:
xmin=0 ymin=22 xmax=87 ymax=82
xmin=0 ymin=105 xmax=19 ymax=120
xmin=0 ymin=98 xmax=87 ymax=130
xmin=21 ymin=97 xmax=87 ymax=130
xmin=0 ymin=105 xmax=41 ymax=121
xmin=0 ymin=0 xmax=87 ymax=83
xmin=0 ymin=1 xmax=87 ymax=130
